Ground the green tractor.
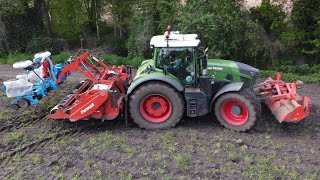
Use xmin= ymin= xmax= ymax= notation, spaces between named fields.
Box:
xmin=127 ymin=31 xmax=261 ymax=131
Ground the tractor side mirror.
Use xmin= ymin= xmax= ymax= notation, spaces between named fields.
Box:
xmin=202 ymin=54 xmax=208 ymax=69
xmin=202 ymin=48 xmax=208 ymax=76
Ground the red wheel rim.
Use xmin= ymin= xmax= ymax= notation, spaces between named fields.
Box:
xmin=221 ymin=100 xmax=249 ymax=126
xmin=140 ymin=94 xmax=172 ymax=123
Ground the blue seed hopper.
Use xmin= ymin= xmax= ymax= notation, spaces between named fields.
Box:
xmin=3 ymin=52 xmax=67 ymax=109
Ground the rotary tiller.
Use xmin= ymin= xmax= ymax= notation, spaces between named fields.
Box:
xmin=255 ymin=73 xmax=310 ymax=123
xmin=48 ymin=49 xmax=131 ymax=121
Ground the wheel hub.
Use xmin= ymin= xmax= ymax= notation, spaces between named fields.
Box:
xmin=152 ymin=102 xmax=161 ymax=109
xmin=221 ymin=100 xmax=249 ymax=126
xmin=231 ymin=105 xmax=242 ymax=116
xmin=140 ymin=94 xmax=172 ymax=123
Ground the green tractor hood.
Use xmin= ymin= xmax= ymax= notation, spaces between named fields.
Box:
xmin=207 ymin=59 xmax=259 ymax=88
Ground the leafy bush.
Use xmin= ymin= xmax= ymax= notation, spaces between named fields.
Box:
xmin=26 ymin=36 xmax=53 ymax=54
xmin=100 ymin=35 xmax=128 ymax=56
xmin=101 ymin=54 xmax=143 ymax=68
xmin=0 ymin=0 xmax=35 ymax=53
xmin=0 ymin=53 xmax=33 ymax=64
xmin=50 ymin=0 xmax=87 ymax=39
xmin=260 ymin=70 xmax=320 ymax=84
xmin=51 ymin=39 xmax=68 ymax=54
xmin=250 ymin=0 xmax=286 ymax=40
xmin=179 ymin=0 xmax=266 ymax=66
xmin=0 ymin=51 xmax=144 ymax=69
xmin=26 ymin=37 xmax=68 ymax=55
xmin=51 ymin=52 xmax=72 ymax=64
xmin=268 ymin=64 xmax=320 ymax=76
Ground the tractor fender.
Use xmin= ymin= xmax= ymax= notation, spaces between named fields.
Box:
xmin=127 ymin=75 xmax=184 ymax=95
xmin=209 ymin=82 xmax=244 ymax=112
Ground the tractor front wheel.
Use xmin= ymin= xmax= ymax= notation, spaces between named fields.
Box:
xmin=129 ymin=82 xmax=184 ymax=130
xmin=214 ymin=89 xmax=261 ymax=132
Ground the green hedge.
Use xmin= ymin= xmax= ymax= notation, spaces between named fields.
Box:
xmin=51 ymin=52 xmax=72 ymax=64
xmin=260 ymin=70 xmax=320 ymax=84
xmin=101 ymin=54 xmax=143 ymax=68
xmin=0 ymin=52 xmax=144 ymax=68
xmin=50 ymin=53 xmax=143 ymax=68
xmin=269 ymin=64 xmax=320 ymax=76
xmin=0 ymin=53 xmax=33 ymax=64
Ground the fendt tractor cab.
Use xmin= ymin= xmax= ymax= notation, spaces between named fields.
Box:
xmin=127 ymin=31 xmax=262 ymax=131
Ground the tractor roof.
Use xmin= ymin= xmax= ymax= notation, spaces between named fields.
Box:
xmin=150 ymin=31 xmax=201 ymax=48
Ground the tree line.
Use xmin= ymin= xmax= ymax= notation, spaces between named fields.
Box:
xmin=0 ymin=0 xmax=319 ymax=68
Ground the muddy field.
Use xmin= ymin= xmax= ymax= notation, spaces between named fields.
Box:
xmin=0 ymin=65 xmax=319 ymax=179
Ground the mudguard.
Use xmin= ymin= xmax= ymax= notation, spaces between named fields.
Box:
xmin=127 ymin=74 xmax=184 ymax=94
xmin=209 ymin=82 xmax=244 ymax=112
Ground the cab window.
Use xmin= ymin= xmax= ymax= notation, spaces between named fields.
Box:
xmin=156 ymin=48 xmax=195 ymax=85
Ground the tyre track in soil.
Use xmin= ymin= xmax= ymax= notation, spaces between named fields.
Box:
xmin=1 ymin=127 xmax=86 ymax=178
xmin=0 ymin=118 xmax=126 ymax=179
xmin=0 ymin=69 xmax=85 ymax=171
xmin=0 ymin=110 xmax=46 ymax=134
xmin=0 ymin=111 xmax=126 ymax=168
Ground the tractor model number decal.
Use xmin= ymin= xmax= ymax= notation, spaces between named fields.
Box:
xmin=208 ymin=67 xmax=224 ymax=71
xmin=81 ymin=103 xmax=95 ymax=114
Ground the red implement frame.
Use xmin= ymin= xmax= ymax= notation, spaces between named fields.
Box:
xmin=48 ymin=50 xmax=131 ymax=121
xmin=255 ymin=73 xmax=311 ymax=123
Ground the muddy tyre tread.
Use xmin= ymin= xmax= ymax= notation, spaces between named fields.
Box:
xmin=129 ymin=82 xmax=184 ymax=130
xmin=214 ymin=89 xmax=261 ymax=132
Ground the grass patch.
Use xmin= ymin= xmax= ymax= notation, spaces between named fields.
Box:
xmin=0 ymin=109 xmax=15 ymax=122
xmin=31 ymin=154 xmax=42 ymax=165
xmin=241 ymin=154 xmax=301 ymax=179
xmin=118 ymin=170 xmax=133 ymax=180
xmin=5 ymin=131 xmax=24 ymax=144
xmin=51 ymin=52 xmax=72 ymax=64
xmin=174 ymin=153 xmax=190 ymax=167
xmin=0 ymin=53 xmax=33 ymax=64
xmin=101 ymin=54 xmax=143 ymax=68
xmin=84 ymin=132 xmax=136 ymax=159
xmin=229 ymin=151 xmax=240 ymax=163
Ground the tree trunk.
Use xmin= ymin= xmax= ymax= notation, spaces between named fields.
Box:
xmin=0 ymin=15 xmax=9 ymax=53
xmin=34 ymin=0 xmax=52 ymax=37
xmin=95 ymin=0 xmax=100 ymax=41
xmin=42 ymin=0 xmax=52 ymax=37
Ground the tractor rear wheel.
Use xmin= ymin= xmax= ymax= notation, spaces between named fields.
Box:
xmin=129 ymin=82 xmax=184 ymax=130
xmin=214 ymin=89 xmax=261 ymax=132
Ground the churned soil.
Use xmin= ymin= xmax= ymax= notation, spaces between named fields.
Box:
xmin=0 ymin=65 xmax=319 ymax=179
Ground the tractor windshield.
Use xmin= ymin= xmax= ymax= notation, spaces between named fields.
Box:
xmin=157 ymin=47 xmax=195 ymax=85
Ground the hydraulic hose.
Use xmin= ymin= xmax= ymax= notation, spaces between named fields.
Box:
xmin=43 ymin=56 xmax=57 ymax=82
